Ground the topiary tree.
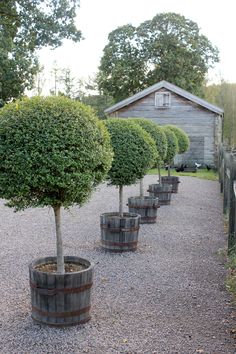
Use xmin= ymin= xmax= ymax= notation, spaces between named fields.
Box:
xmin=165 ymin=125 xmax=190 ymax=155
xmin=129 ymin=118 xmax=168 ymax=182
xmin=162 ymin=126 xmax=179 ymax=177
xmin=104 ymin=118 xmax=157 ymax=216
xmin=0 ymin=96 xmax=113 ymax=274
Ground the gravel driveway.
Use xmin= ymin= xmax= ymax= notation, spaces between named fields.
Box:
xmin=0 ymin=175 xmax=235 ymax=354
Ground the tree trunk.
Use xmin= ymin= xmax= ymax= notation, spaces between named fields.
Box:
xmin=158 ymin=165 xmax=161 ymax=184
xmin=119 ymin=185 xmax=123 ymax=218
xmin=168 ymin=165 xmax=171 ymax=177
xmin=139 ymin=178 xmax=144 ymax=197
xmin=53 ymin=205 xmax=65 ymax=274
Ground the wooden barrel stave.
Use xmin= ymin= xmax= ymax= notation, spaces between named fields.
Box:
xmin=29 ymin=256 xmax=94 ymax=326
xmin=100 ymin=212 xmax=140 ymax=252
xmin=148 ymin=184 xmax=172 ymax=205
xmin=127 ymin=196 xmax=159 ymax=224
xmin=161 ymin=176 xmax=180 ymax=193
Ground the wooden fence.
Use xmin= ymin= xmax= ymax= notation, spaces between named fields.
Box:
xmin=219 ymin=144 xmax=236 ymax=253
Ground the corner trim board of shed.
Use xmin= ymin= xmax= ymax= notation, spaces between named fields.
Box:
xmin=104 ymin=80 xmax=223 ymax=116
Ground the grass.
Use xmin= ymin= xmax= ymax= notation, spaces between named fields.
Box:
xmin=147 ymin=168 xmax=218 ymax=181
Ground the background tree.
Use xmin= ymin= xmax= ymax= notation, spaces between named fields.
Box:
xmin=49 ymin=61 xmax=60 ymax=96
xmin=33 ymin=64 xmax=45 ymax=96
xmin=82 ymin=94 xmax=114 ymax=119
xmin=97 ymin=24 xmax=147 ymax=103
xmin=0 ymin=96 xmax=113 ymax=273
xmin=0 ymin=0 xmax=81 ymax=103
xmin=78 ymin=76 xmax=114 ymax=119
xmin=204 ymin=81 xmax=236 ymax=148
xmin=46 ymin=64 xmax=114 ymax=119
xmin=98 ymin=13 xmax=219 ymax=102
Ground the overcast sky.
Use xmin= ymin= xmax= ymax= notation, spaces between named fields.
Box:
xmin=38 ymin=0 xmax=236 ymax=91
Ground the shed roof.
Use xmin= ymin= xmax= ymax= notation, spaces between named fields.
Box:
xmin=104 ymin=80 xmax=224 ymax=115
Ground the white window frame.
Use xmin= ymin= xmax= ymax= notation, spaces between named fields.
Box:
xmin=155 ymin=92 xmax=171 ymax=108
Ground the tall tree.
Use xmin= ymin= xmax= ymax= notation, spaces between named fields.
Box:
xmin=98 ymin=13 xmax=219 ymax=102
xmin=0 ymin=0 xmax=81 ymax=103
xmin=204 ymin=81 xmax=236 ymax=147
xmin=79 ymin=76 xmax=114 ymax=119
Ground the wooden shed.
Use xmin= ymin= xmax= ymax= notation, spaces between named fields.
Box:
xmin=105 ymin=80 xmax=223 ymax=167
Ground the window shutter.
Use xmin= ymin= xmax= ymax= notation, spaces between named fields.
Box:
xmin=155 ymin=92 xmax=171 ymax=108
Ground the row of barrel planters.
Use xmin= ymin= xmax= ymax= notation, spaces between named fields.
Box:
xmin=0 ymin=96 xmax=189 ymax=327
xmin=100 ymin=118 xmax=190 ymax=252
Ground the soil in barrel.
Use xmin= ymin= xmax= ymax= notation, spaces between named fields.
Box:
xmin=34 ymin=262 xmax=88 ymax=273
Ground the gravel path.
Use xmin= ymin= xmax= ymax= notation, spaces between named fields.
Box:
xmin=0 ymin=175 xmax=235 ymax=354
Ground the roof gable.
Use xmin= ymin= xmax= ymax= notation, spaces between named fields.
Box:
xmin=105 ymin=80 xmax=224 ymax=115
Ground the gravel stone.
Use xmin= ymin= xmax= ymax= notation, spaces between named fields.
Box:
xmin=0 ymin=175 xmax=235 ymax=354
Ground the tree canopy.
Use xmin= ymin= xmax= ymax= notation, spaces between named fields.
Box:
xmin=165 ymin=125 xmax=190 ymax=154
xmin=162 ymin=126 xmax=179 ymax=165
xmin=105 ymin=119 xmax=157 ymax=186
xmin=0 ymin=96 xmax=113 ymax=210
xmin=129 ymin=118 xmax=167 ymax=165
xmin=0 ymin=0 xmax=81 ymax=104
xmin=98 ymin=13 xmax=219 ymax=102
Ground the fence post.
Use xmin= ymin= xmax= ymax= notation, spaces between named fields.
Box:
xmin=219 ymin=144 xmax=224 ymax=193
xmin=228 ymin=154 xmax=236 ymax=253
xmin=223 ymin=161 xmax=230 ymax=215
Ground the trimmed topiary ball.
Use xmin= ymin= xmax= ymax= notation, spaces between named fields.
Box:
xmin=129 ymin=118 xmax=167 ymax=165
xmin=162 ymin=126 xmax=179 ymax=165
xmin=104 ymin=118 xmax=157 ymax=186
xmin=165 ymin=125 xmax=190 ymax=154
xmin=0 ymin=96 xmax=113 ymax=210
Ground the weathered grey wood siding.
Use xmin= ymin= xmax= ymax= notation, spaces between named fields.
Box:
xmin=110 ymin=88 xmax=222 ymax=166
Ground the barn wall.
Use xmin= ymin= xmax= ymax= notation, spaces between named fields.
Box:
xmin=110 ymin=89 xmax=221 ymax=166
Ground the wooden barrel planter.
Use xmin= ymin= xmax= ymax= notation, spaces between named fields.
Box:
xmin=127 ymin=196 xmax=159 ymax=224
xmin=29 ymin=256 xmax=94 ymax=326
xmin=100 ymin=212 xmax=140 ymax=252
xmin=147 ymin=184 xmax=172 ymax=205
xmin=161 ymin=176 xmax=180 ymax=193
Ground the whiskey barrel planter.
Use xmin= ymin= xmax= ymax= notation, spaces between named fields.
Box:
xmin=100 ymin=212 xmax=141 ymax=252
xmin=127 ymin=196 xmax=159 ymax=224
xmin=29 ymin=256 xmax=94 ymax=326
xmin=161 ymin=176 xmax=180 ymax=193
xmin=148 ymin=184 xmax=172 ymax=205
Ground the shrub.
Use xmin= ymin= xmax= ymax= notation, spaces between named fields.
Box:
xmin=0 ymin=96 xmax=113 ymax=272
xmin=162 ymin=126 xmax=179 ymax=165
xmin=105 ymin=118 xmax=157 ymax=186
xmin=129 ymin=118 xmax=167 ymax=165
xmin=104 ymin=118 xmax=157 ymax=215
xmin=165 ymin=124 xmax=190 ymax=154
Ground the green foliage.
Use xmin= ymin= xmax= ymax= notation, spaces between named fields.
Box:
xmin=129 ymin=118 xmax=167 ymax=165
xmin=162 ymin=126 xmax=178 ymax=164
xmin=105 ymin=119 xmax=157 ymax=186
xmin=81 ymin=95 xmax=114 ymax=120
xmin=204 ymin=82 xmax=236 ymax=148
xmin=98 ymin=13 xmax=219 ymax=102
xmin=0 ymin=42 xmax=39 ymax=103
xmin=0 ymin=96 xmax=113 ymax=210
xmin=165 ymin=125 xmax=190 ymax=154
xmin=57 ymin=73 xmax=115 ymax=119
xmin=97 ymin=24 xmax=146 ymax=103
xmin=0 ymin=0 xmax=81 ymax=103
